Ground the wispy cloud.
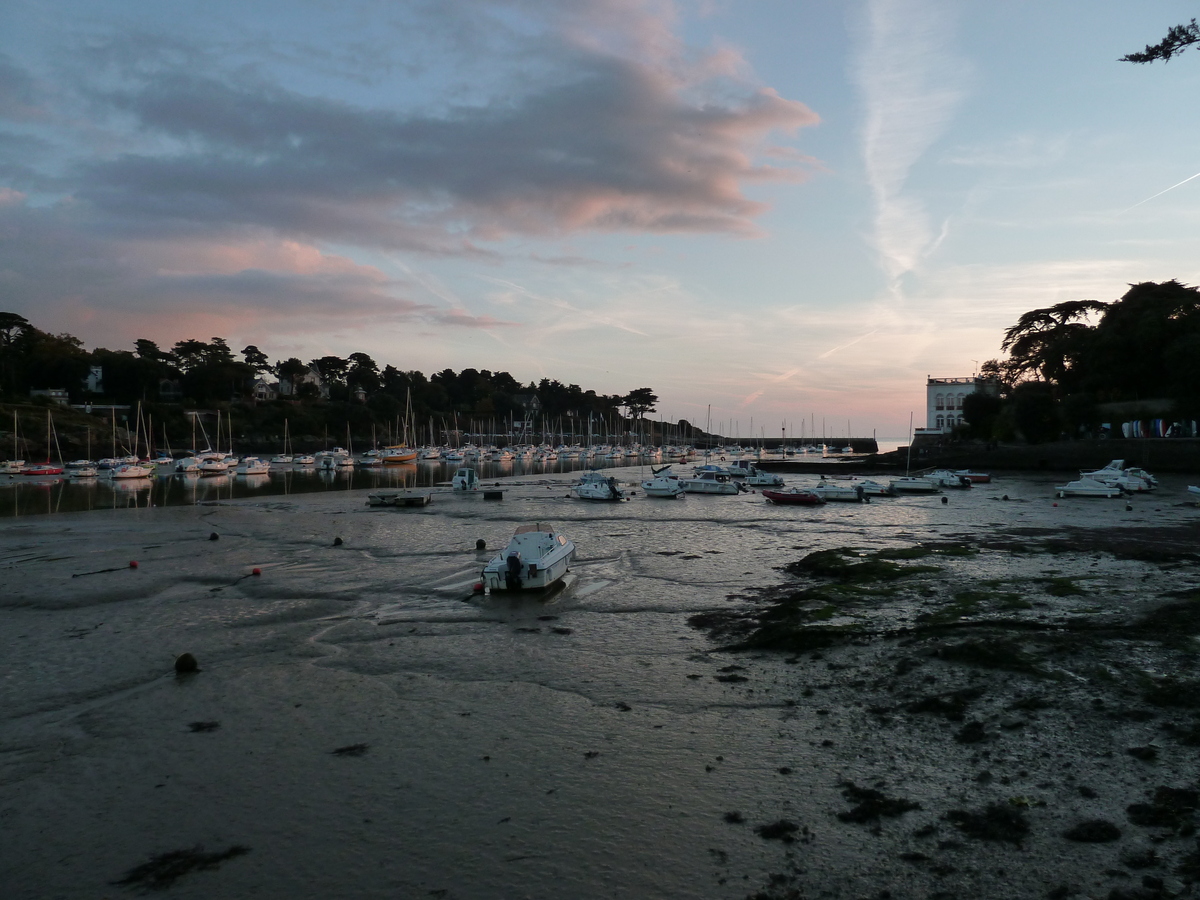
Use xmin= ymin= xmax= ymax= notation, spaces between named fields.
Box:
xmin=855 ymin=0 xmax=966 ymax=285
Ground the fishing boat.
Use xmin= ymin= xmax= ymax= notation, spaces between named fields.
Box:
xmin=571 ymin=471 xmax=626 ymax=501
xmin=1054 ymin=476 xmax=1123 ymax=499
xmin=479 ymin=524 xmax=576 ymax=591
xmin=680 ymin=466 xmax=743 ymax=495
xmin=641 ymin=465 xmax=684 ymax=498
xmin=762 ymin=488 xmax=825 ymax=506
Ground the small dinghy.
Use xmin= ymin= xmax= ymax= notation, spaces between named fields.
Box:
xmin=367 ymin=489 xmax=432 ymax=507
xmin=480 ymin=524 xmax=576 ymax=591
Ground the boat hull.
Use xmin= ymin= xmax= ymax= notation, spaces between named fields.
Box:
xmin=762 ymin=489 xmax=825 ymax=505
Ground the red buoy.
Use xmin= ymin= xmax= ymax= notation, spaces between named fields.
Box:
xmin=129 ymin=560 xmax=139 ymax=569
xmin=252 ymin=567 xmax=262 ymax=576
xmin=473 ymin=582 xmax=484 ymax=592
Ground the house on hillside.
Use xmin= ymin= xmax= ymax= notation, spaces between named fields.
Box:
xmin=278 ymin=363 xmax=329 ymax=400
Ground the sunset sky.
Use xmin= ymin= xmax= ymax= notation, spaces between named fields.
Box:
xmin=3 ymin=1 xmax=1200 ymax=440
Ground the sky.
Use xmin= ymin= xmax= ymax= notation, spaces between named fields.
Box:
xmin=3 ymin=0 xmax=1200 ymax=441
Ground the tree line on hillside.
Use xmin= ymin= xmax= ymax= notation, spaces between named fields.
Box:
xmin=0 ymin=312 xmax=662 ymax=446
xmin=958 ymin=280 xmax=1200 ymax=443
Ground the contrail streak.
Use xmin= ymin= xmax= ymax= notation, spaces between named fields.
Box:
xmin=1120 ymin=170 xmax=1200 ymax=214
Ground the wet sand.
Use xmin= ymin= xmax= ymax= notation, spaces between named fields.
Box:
xmin=1 ymin=470 xmax=1198 ymax=899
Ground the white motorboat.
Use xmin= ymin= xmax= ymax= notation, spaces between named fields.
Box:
xmin=234 ymin=456 xmax=270 ymax=475
xmin=480 ymin=524 xmax=576 ymax=591
xmin=198 ymin=457 xmax=230 ymax=476
xmin=810 ymin=479 xmax=868 ymax=502
xmin=681 ymin=465 xmax=744 ymax=495
xmin=270 ymin=454 xmax=294 ymax=466
xmin=175 ymin=457 xmax=201 ymax=475
xmin=293 ymin=455 xmax=316 ymax=466
xmin=888 ymin=476 xmax=941 ymax=494
xmin=922 ymin=470 xmax=973 ymax=489
xmin=571 ymin=471 xmax=626 ymax=501
xmin=1055 ymin=476 xmax=1124 ymax=498
xmin=641 ymin=465 xmax=684 ymax=497
xmin=847 ymin=477 xmax=896 ymax=497
xmin=727 ymin=459 xmax=784 ymax=487
xmin=1081 ymin=460 xmax=1156 ymax=492
xmin=67 ymin=464 xmax=98 ymax=478
xmin=451 ymin=467 xmax=480 ymax=491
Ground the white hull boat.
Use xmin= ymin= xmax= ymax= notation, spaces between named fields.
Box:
xmin=571 ymin=471 xmax=626 ymax=501
xmin=727 ymin=460 xmax=784 ymax=487
xmin=110 ymin=464 xmax=153 ymax=479
xmin=889 ymin=476 xmax=941 ymax=494
xmin=235 ymin=457 xmax=270 ymax=475
xmin=1055 ymin=476 xmax=1124 ymax=498
xmin=451 ymin=467 xmax=480 ymax=492
xmin=922 ymin=470 xmax=973 ymax=489
xmin=810 ymin=480 xmax=868 ymax=502
xmin=480 ymin=524 xmax=575 ymax=591
xmin=641 ymin=466 xmax=684 ymax=497
xmin=681 ymin=466 xmax=743 ymax=495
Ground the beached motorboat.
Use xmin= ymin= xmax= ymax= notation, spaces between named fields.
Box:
xmin=452 ymin=467 xmax=480 ymax=491
xmin=810 ymin=479 xmax=868 ymax=502
xmin=847 ymin=477 xmax=896 ymax=497
xmin=681 ymin=466 xmax=743 ymax=495
xmin=953 ymin=469 xmax=991 ymax=484
xmin=641 ymin=465 xmax=684 ymax=498
xmin=922 ymin=470 xmax=973 ymax=489
xmin=480 ymin=524 xmax=576 ymax=591
xmin=1054 ymin=476 xmax=1123 ymax=498
xmin=726 ymin=459 xmax=785 ymax=487
xmin=888 ymin=476 xmax=941 ymax=494
xmin=571 ymin=471 xmax=626 ymax=501
xmin=762 ymin=488 xmax=825 ymax=505
xmin=1081 ymin=460 xmax=1156 ymax=492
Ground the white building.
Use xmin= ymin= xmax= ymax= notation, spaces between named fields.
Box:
xmin=916 ymin=376 xmax=999 ymax=435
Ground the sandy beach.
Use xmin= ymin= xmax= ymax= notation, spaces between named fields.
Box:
xmin=2 ymin=469 xmax=1199 ymax=899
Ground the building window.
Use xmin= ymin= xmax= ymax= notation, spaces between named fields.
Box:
xmin=935 ymin=393 xmax=944 ymax=410
xmin=936 ymin=415 xmax=944 ymax=429
xmin=956 ymin=393 xmax=965 ymax=409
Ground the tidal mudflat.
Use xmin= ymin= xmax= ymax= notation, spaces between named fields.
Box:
xmin=1 ymin=468 xmax=1198 ymax=899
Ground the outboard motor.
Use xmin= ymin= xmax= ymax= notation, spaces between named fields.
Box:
xmin=607 ymin=477 xmax=620 ymax=500
xmin=505 ymin=552 xmax=523 ymax=589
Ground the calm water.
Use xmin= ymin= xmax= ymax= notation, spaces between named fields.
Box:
xmin=0 ymin=455 xmax=771 ymax=517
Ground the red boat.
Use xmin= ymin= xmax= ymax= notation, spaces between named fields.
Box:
xmin=21 ymin=463 xmax=64 ymax=476
xmin=762 ymin=489 xmax=825 ymax=506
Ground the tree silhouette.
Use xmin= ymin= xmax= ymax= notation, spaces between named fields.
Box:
xmin=999 ymin=299 xmax=1108 ymax=389
xmin=1122 ymin=19 xmax=1200 ymax=63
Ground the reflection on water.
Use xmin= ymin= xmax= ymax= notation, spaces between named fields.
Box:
xmin=0 ymin=457 xmax=644 ymax=517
